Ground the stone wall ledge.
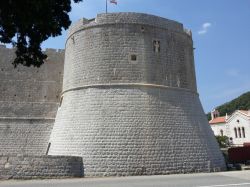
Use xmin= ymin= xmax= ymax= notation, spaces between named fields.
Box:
xmin=0 ymin=155 xmax=83 ymax=180
xmin=62 ymin=83 xmax=198 ymax=95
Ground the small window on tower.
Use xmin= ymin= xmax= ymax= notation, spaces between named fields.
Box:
xmin=128 ymin=53 xmax=138 ymax=64
xmin=131 ymin=54 xmax=137 ymax=61
xmin=141 ymin=26 xmax=145 ymax=32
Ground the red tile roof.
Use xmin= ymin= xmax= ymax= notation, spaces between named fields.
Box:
xmin=209 ymin=116 xmax=226 ymax=124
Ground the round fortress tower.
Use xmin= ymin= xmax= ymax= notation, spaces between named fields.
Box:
xmin=49 ymin=13 xmax=226 ymax=176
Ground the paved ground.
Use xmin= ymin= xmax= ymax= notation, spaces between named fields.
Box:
xmin=0 ymin=171 xmax=250 ymax=187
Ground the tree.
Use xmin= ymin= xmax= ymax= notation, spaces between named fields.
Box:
xmin=0 ymin=0 xmax=82 ymax=67
xmin=215 ymin=135 xmax=230 ymax=148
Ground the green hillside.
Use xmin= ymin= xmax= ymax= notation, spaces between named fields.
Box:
xmin=207 ymin=91 xmax=250 ymax=121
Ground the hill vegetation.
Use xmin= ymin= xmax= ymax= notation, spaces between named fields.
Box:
xmin=207 ymin=91 xmax=250 ymax=121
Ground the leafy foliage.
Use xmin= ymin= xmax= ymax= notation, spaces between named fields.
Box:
xmin=207 ymin=92 xmax=250 ymax=120
xmin=0 ymin=0 xmax=82 ymax=67
xmin=215 ymin=135 xmax=230 ymax=148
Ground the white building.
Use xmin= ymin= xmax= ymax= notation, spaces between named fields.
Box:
xmin=209 ymin=109 xmax=250 ymax=147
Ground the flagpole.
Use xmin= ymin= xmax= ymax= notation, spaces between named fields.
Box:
xmin=106 ymin=0 xmax=107 ymax=13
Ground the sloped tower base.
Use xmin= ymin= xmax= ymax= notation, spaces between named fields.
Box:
xmin=49 ymin=86 xmax=226 ymax=176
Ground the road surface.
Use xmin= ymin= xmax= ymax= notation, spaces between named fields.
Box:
xmin=0 ymin=171 xmax=250 ymax=187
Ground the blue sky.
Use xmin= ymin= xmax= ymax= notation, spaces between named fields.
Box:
xmin=42 ymin=0 xmax=250 ymax=113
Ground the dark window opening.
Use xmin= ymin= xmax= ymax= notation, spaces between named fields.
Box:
xmin=131 ymin=54 xmax=137 ymax=61
xmin=141 ymin=26 xmax=145 ymax=32
xmin=238 ymin=127 xmax=242 ymax=138
xmin=234 ymin=128 xmax=238 ymax=138
xmin=242 ymin=127 xmax=246 ymax=138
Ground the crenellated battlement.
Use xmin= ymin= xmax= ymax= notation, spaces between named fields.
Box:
xmin=67 ymin=12 xmax=194 ymax=39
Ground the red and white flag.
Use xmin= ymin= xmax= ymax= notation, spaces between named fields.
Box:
xmin=110 ymin=0 xmax=117 ymax=5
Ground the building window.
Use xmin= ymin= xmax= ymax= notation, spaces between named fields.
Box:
xmin=242 ymin=127 xmax=246 ymax=138
xmin=153 ymin=40 xmax=160 ymax=53
xmin=220 ymin=129 xmax=224 ymax=136
xmin=234 ymin=128 xmax=238 ymax=138
xmin=238 ymin=127 xmax=242 ymax=138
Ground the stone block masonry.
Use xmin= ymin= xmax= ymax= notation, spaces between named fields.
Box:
xmin=0 ymin=119 xmax=53 ymax=155
xmin=49 ymin=13 xmax=226 ymax=176
xmin=0 ymin=155 xmax=83 ymax=179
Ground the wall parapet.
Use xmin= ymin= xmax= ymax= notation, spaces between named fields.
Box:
xmin=0 ymin=155 xmax=83 ymax=180
xmin=67 ymin=12 xmax=186 ymax=38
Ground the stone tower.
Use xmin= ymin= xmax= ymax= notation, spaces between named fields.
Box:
xmin=49 ymin=13 xmax=226 ymax=176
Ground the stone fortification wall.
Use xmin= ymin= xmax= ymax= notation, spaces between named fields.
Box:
xmin=0 ymin=45 xmax=64 ymax=118
xmin=0 ymin=45 xmax=65 ymax=155
xmin=0 ymin=155 xmax=83 ymax=179
xmin=49 ymin=13 xmax=226 ymax=176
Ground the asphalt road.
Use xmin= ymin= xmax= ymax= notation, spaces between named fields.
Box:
xmin=0 ymin=171 xmax=250 ymax=187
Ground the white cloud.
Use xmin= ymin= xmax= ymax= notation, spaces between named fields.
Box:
xmin=198 ymin=22 xmax=212 ymax=35
xmin=203 ymin=22 xmax=211 ymax=28
xmin=226 ymin=69 xmax=240 ymax=77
